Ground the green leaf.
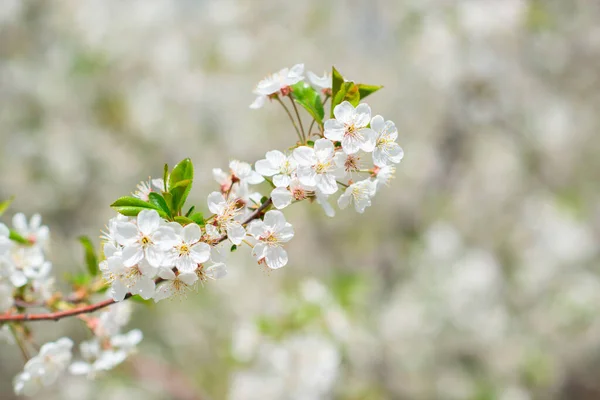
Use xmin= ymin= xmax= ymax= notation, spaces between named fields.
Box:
xmin=357 ymin=83 xmax=383 ymax=99
xmin=65 ymin=272 xmax=92 ymax=287
xmin=148 ymin=192 xmax=172 ymax=219
xmin=173 ymin=216 xmax=194 ymax=225
xmin=9 ymin=230 xmax=29 ymax=245
xmin=331 ymin=81 xmax=360 ymax=117
xmin=291 ymin=82 xmax=325 ymax=126
xmin=189 ymin=212 xmax=205 ymax=226
xmin=230 ymin=244 xmax=237 ymax=252
xmin=168 ymin=158 xmax=194 ymax=214
xmin=0 ymin=196 xmax=14 ymax=217
xmin=129 ymin=294 xmax=155 ymax=306
xmin=306 ymin=140 xmax=315 ymax=147
xmin=78 ymin=236 xmax=99 ymax=276
xmin=331 ymin=66 xmax=344 ymax=102
xmin=110 ymin=196 xmax=166 ymax=218
xmin=163 ymin=164 xmax=169 ymax=192
xmin=185 ymin=206 xmax=195 ymax=217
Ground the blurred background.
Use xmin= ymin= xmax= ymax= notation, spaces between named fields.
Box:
xmin=1 ymin=0 xmax=600 ymax=399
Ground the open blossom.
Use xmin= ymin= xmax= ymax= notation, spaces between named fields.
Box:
xmin=69 ymin=340 xmax=127 ymax=378
xmin=293 ymin=139 xmax=339 ymax=195
xmin=13 ymin=337 xmax=73 ymax=396
xmin=115 ymin=209 xmax=177 ymax=268
xmin=12 ymin=213 xmax=49 ymax=248
xmin=133 ymin=178 xmax=164 ymax=201
xmin=370 ymin=115 xmax=404 ymax=167
xmin=100 ymin=244 xmax=156 ymax=301
xmin=271 ymin=179 xmax=313 ymax=210
xmin=153 ymin=268 xmax=198 ymax=302
xmin=333 ymin=152 xmax=362 ymax=180
xmin=250 ymin=63 xmax=304 ymax=109
xmin=373 ymin=165 xmax=396 ymax=191
xmin=162 ymin=223 xmax=211 ymax=273
xmin=324 ymin=101 xmax=376 ymax=155
xmin=307 ymin=70 xmax=332 ymax=91
xmin=337 ymin=179 xmax=377 ymax=213
xmin=255 ymin=150 xmax=297 ymax=188
xmin=214 ymin=160 xmax=264 ymax=191
xmin=207 ymin=192 xmax=246 ymax=245
xmin=247 ymin=210 xmax=294 ymax=269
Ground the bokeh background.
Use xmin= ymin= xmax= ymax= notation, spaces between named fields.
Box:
xmin=1 ymin=0 xmax=600 ymax=399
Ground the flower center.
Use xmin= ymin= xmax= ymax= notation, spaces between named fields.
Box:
xmin=292 ymin=187 xmax=307 ymax=201
xmin=178 ymin=243 xmax=190 ymax=257
xmin=140 ymin=235 xmax=152 ymax=247
xmin=315 ymin=161 xmax=331 ymax=174
xmin=344 ymin=155 xmax=360 ymax=172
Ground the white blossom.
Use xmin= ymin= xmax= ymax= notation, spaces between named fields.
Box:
xmin=324 ymin=101 xmax=376 ymax=155
xmin=307 ymin=70 xmax=332 ymax=90
xmin=255 ymin=150 xmax=297 ymax=188
xmin=0 ymin=222 xmax=12 ymax=255
xmin=133 ymin=178 xmax=164 ymax=201
xmin=162 ymin=223 xmax=211 ymax=273
xmin=270 ymin=179 xmax=313 ymax=210
xmin=69 ymin=340 xmax=126 ymax=378
xmin=373 ymin=165 xmax=396 ymax=191
xmin=153 ymin=268 xmax=198 ymax=302
xmin=207 ymin=192 xmax=246 ymax=245
xmin=250 ymin=63 xmax=304 ymax=109
xmin=370 ymin=115 xmax=404 ymax=167
xmin=337 ymin=179 xmax=377 ymax=213
xmin=115 ymin=209 xmax=177 ymax=268
xmin=13 ymin=338 xmax=73 ymax=396
xmin=293 ymin=139 xmax=339 ymax=195
xmin=11 ymin=213 xmax=49 ymax=248
xmin=101 ymin=252 xmax=156 ymax=302
xmin=247 ymin=210 xmax=294 ymax=269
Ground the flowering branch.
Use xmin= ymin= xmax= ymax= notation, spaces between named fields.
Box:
xmin=1 ymin=64 xmax=403 ymax=397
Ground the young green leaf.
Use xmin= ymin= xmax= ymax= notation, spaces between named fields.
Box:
xmin=173 ymin=216 xmax=195 ymax=225
xmin=9 ymin=230 xmax=30 ymax=245
xmin=331 ymin=81 xmax=360 ymax=116
xmin=168 ymin=158 xmax=194 ymax=214
xmin=331 ymin=66 xmax=344 ymax=103
xmin=78 ymin=236 xmax=99 ymax=276
xmin=357 ymin=83 xmax=383 ymax=99
xmin=291 ymin=82 xmax=325 ymax=126
xmin=185 ymin=205 xmax=195 ymax=217
xmin=148 ymin=192 xmax=172 ymax=219
xmin=189 ymin=212 xmax=205 ymax=226
xmin=0 ymin=196 xmax=14 ymax=217
xmin=110 ymin=196 xmax=166 ymax=218
xmin=163 ymin=164 xmax=169 ymax=192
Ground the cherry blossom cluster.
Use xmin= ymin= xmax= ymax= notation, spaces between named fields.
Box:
xmin=0 ymin=214 xmax=53 ymax=315
xmin=0 ymin=64 xmax=402 ymax=397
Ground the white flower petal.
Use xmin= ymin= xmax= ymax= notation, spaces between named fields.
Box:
xmin=137 ymin=210 xmax=160 ymax=236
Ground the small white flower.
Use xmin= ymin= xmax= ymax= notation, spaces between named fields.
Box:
xmin=373 ymin=165 xmax=396 ymax=192
xmin=316 ymin=191 xmax=336 ymax=218
xmin=110 ymin=328 xmax=143 ymax=353
xmin=115 ymin=209 xmax=177 ymax=268
xmin=69 ymin=340 xmax=127 ymax=378
xmin=250 ymin=64 xmax=304 ymax=109
xmin=255 ymin=150 xmax=297 ymax=188
xmin=324 ymin=101 xmax=376 ymax=155
xmin=153 ymin=269 xmax=198 ymax=302
xmin=13 ymin=337 xmax=73 ymax=396
xmin=270 ymin=179 xmax=313 ymax=210
xmin=337 ymin=179 xmax=377 ymax=213
xmin=293 ymin=139 xmax=339 ymax=195
xmin=101 ymin=254 xmax=156 ymax=302
xmin=11 ymin=213 xmax=49 ymax=248
xmin=307 ymin=70 xmax=332 ymax=91
xmin=95 ymin=301 xmax=133 ymax=337
xmin=333 ymin=152 xmax=362 ymax=179
xmin=133 ymin=178 xmax=164 ymax=201
xmin=247 ymin=210 xmax=294 ymax=269
xmin=370 ymin=115 xmax=404 ymax=167
xmin=162 ymin=223 xmax=211 ymax=273
xmin=207 ymin=192 xmax=246 ymax=245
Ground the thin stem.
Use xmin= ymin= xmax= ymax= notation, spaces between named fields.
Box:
xmin=0 ymin=199 xmax=274 ymax=324
xmin=288 ymin=96 xmax=306 ymax=142
xmin=337 ymin=181 xmax=349 ymax=188
xmin=9 ymin=324 xmax=30 ymax=361
xmin=307 ymin=94 xmax=329 ymax=138
xmin=275 ymin=97 xmax=303 ymax=143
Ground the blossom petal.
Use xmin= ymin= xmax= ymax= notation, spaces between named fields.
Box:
xmin=137 ymin=210 xmax=160 ymax=235
xmin=324 ymin=119 xmax=345 ymax=141
xmin=255 ymin=159 xmax=279 ymax=177
xmin=265 ymin=247 xmax=288 ymax=269
xmin=354 ymin=103 xmax=372 ymax=127
xmin=190 ymin=242 xmax=211 ymax=264
xmin=370 ymin=115 xmax=385 ymax=133
xmin=122 ymin=246 xmax=144 ymax=268
xmin=182 ymin=224 xmax=201 ymax=243
xmin=271 ymin=188 xmax=293 ymax=209
xmin=249 ymin=95 xmax=266 ymax=109
xmin=227 ymin=224 xmax=246 ymax=245
xmin=207 ymin=192 xmax=226 ymax=214
xmin=293 ymin=146 xmax=317 ymax=166
xmin=178 ymin=272 xmax=198 ymax=286
xmin=359 ymin=128 xmax=377 ymax=153
xmin=333 ymin=101 xmax=354 ymax=124
xmin=263 ymin=210 xmax=286 ymax=231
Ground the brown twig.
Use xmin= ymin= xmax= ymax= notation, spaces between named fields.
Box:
xmin=0 ymin=198 xmax=273 ymax=324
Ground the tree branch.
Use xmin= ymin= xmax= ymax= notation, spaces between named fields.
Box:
xmin=0 ymin=198 xmax=273 ymax=324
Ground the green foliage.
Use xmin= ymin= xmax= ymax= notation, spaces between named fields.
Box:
xmin=173 ymin=216 xmax=194 ymax=225
xmin=0 ymin=196 xmax=14 ymax=217
xmin=110 ymin=196 xmax=167 ymax=218
xmin=9 ymin=230 xmax=29 ymax=245
xmin=330 ymin=66 xmax=382 ymax=117
xmin=78 ymin=236 xmax=99 ymax=276
xmin=148 ymin=192 xmax=172 ymax=219
xmin=230 ymin=244 xmax=237 ymax=252
xmin=291 ymin=82 xmax=325 ymax=126
xmin=168 ymin=158 xmax=194 ymax=215
xmin=189 ymin=212 xmax=205 ymax=226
